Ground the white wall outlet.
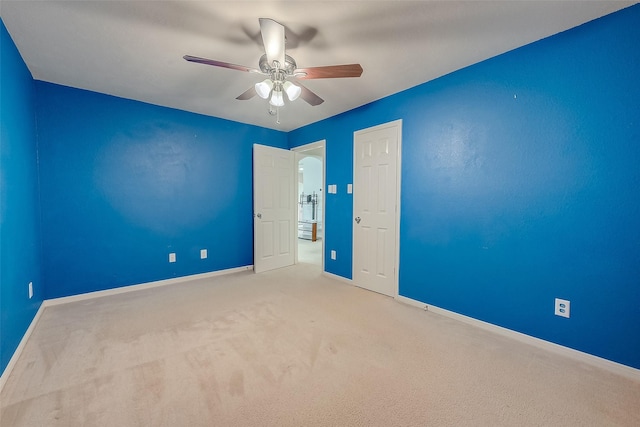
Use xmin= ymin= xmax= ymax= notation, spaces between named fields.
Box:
xmin=200 ymin=249 xmax=208 ymax=259
xmin=555 ymin=298 xmax=570 ymax=318
xmin=330 ymin=250 xmax=337 ymax=260
xmin=169 ymin=252 xmax=176 ymax=263
xmin=347 ymin=183 xmax=353 ymax=194
xmin=28 ymin=282 xmax=33 ymax=299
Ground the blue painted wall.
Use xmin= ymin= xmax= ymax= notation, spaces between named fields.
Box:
xmin=36 ymin=83 xmax=287 ymax=299
xmin=0 ymin=20 xmax=43 ymax=376
xmin=289 ymin=5 xmax=640 ymax=369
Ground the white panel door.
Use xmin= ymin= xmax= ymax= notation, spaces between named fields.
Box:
xmin=253 ymin=144 xmax=295 ymax=273
xmin=353 ymin=121 xmax=401 ymax=296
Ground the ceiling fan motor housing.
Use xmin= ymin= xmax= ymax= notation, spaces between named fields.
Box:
xmin=259 ymin=54 xmax=298 ymax=80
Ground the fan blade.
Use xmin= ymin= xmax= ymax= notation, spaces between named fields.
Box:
xmin=296 ymin=82 xmax=324 ymax=106
xmin=236 ymin=87 xmax=257 ymax=100
xmin=259 ymin=18 xmax=285 ymax=68
xmin=295 ymin=64 xmax=363 ymax=79
xmin=183 ymin=55 xmax=261 ymax=73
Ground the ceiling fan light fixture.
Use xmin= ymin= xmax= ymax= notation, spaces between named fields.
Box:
xmin=283 ymin=81 xmax=301 ymax=101
xmin=270 ymin=89 xmax=285 ymax=107
xmin=255 ymin=79 xmax=274 ymax=99
xmin=185 ymin=18 xmax=362 ymax=118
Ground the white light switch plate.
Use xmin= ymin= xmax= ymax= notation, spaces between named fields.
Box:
xmin=169 ymin=253 xmax=176 ymax=263
xmin=200 ymin=249 xmax=207 ymax=259
xmin=347 ymin=184 xmax=353 ymax=194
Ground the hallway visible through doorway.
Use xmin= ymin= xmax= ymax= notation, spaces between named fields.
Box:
xmin=294 ymin=140 xmax=325 ymax=268
xmin=298 ymin=238 xmax=322 ymax=265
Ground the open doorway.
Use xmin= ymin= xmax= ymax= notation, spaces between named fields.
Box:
xmin=293 ymin=141 xmax=325 ymax=267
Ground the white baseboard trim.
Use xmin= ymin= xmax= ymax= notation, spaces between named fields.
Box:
xmin=44 ymin=265 xmax=253 ymax=307
xmin=322 ymin=271 xmax=353 ymax=285
xmin=396 ymin=295 xmax=640 ymax=381
xmin=395 ymin=294 xmax=427 ymax=309
xmin=0 ymin=303 xmax=46 ymax=394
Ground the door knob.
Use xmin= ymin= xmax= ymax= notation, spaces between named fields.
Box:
xmin=257 ymin=213 xmax=262 ymax=219
xmin=355 ymin=216 xmax=361 ymax=224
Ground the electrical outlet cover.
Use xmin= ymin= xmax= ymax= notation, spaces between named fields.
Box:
xmin=555 ymin=298 xmax=570 ymax=318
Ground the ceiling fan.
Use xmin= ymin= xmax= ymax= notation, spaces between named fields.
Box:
xmin=184 ymin=18 xmax=363 ymax=114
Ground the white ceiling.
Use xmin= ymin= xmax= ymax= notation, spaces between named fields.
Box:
xmin=1 ymin=1 xmax=635 ymax=131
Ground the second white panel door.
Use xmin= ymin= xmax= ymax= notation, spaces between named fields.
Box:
xmin=353 ymin=121 xmax=401 ymax=297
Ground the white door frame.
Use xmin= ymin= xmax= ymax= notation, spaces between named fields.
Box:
xmin=352 ymin=120 xmax=402 ymax=297
xmin=293 ymin=140 xmax=326 ymax=270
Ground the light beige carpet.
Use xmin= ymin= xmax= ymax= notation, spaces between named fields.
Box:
xmin=298 ymin=238 xmax=322 ymax=265
xmin=1 ymin=264 xmax=639 ymax=426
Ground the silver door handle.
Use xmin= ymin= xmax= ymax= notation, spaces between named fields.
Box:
xmin=355 ymin=217 xmax=361 ymax=224
xmin=257 ymin=213 xmax=262 ymax=219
